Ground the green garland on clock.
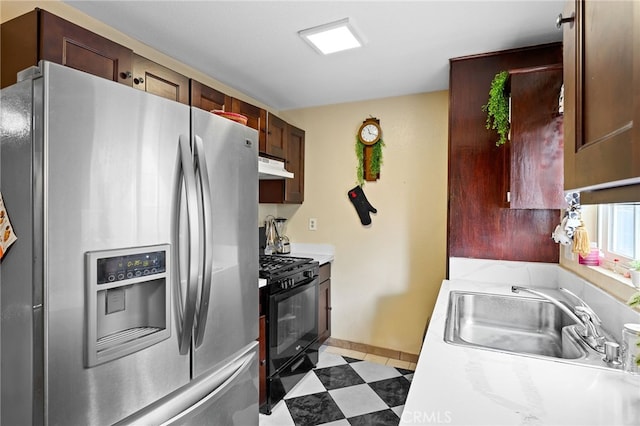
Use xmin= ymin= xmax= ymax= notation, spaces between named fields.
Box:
xmin=355 ymin=136 xmax=385 ymax=186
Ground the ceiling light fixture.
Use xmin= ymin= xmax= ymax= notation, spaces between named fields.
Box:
xmin=298 ymin=18 xmax=363 ymax=55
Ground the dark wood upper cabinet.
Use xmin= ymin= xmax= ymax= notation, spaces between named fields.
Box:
xmin=266 ymin=114 xmax=287 ymax=159
xmin=259 ymin=121 xmax=305 ymax=204
xmin=1 ymin=8 xmax=133 ymax=89
xmin=507 ymin=65 xmax=565 ymax=209
xmin=229 ymin=98 xmax=267 ymax=149
xmin=562 ymin=0 xmax=640 ymax=201
xmin=190 ymin=80 xmax=230 ymax=111
xmin=284 ymin=124 xmax=305 ymax=204
xmin=131 ymin=54 xmax=189 ymax=104
xmin=448 ymin=43 xmax=563 ymax=264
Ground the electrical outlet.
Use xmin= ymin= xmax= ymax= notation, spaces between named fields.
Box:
xmin=309 ymin=218 xmax=318 ymax=231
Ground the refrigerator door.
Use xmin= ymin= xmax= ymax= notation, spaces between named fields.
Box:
xmin=191 ymin=108 xmax=259 ymax=377
xmin=115 ymin=342 xmax=258 ymax=426
xmin=34 ymin=62 xmax=190 ymax=425
xmin=1 ymin=69 xmax=43 ymax=426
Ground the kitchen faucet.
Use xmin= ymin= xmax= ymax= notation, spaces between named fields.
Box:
xmin=511 ymin=285 xmax=607 ymax=353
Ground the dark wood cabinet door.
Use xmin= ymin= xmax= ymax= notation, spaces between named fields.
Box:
xmin=229 ymin=98 xmax=266 ymax=148
xmin=259 ymin=123 xmax=305 ymax=204
xmin=258 ymin=315 xmax=267 ymax=406
xmin=266 ymin=114 xmax=287 ymax=159
xmin=284 ymin=124 xmax=305 ymax=203
xmin=508 ymin=65 xmax=565 ymax=209
xmin=131 ymin=54 xmax=189 ymax=104
xmin=1 ymin=11 xmax=38 ymax=89
xmin=318 ymin=264 xmax=331 ymax=345
xmin=563 ymin=0 xmax=640 ymax=191
xmin=190 ymin=80 xmax=229 ymax=111
xmin=1 ymin=9 xmax=133 ymax=89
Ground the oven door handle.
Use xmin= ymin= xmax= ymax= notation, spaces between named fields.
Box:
xmin=193 ymin=135 xmax=213 ymax=348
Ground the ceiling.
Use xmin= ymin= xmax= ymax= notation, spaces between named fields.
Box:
xmin=63 ymin=0 xmax=565 ymax=111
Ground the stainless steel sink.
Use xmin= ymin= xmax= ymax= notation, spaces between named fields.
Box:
xmin=444 ymin=291 xmax=586 ymax=360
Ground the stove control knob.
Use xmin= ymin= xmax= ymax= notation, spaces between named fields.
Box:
xmin=303 ymin=270 xmax=314 ymax=278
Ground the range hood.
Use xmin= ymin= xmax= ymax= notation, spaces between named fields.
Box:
xmin=258 ymin=156 xmax=294 ymax=180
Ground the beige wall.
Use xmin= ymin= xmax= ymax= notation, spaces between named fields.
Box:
xmin=271 ymin=92 xmax=449 ymax=355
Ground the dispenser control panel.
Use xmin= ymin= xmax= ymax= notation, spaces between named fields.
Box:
xmin=96 ymin=250 xmax=166 ymax=284
xmin=85 ymin=244 xmax=171 ymax=367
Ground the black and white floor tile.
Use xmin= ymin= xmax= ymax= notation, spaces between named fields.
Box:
xmin=259 ymin=346 xmax=414 ymax=426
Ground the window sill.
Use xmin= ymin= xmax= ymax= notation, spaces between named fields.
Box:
xmin=559 ymin=246 xmax=639 ymax=308
xmin=586 ymin=264 xmax=636 ymax=288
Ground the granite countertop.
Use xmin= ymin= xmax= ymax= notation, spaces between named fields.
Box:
xmin=400 ymin=276 xmax=640 ymax=425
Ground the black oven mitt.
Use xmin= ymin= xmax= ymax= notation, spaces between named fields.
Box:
xmin=347 ymin=185 xmax=377 ymax=225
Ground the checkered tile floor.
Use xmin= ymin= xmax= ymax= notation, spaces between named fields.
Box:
xmin=259 ymin=346 xmax=414 ymax=426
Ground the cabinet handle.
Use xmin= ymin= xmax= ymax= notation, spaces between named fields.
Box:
xmin=134 ymin=77 xmax=145 ymax=85
xmin=556 ymin=13 xmax=575 ymax=29
xmin=120 ymin=71 xmax=132 ymax=79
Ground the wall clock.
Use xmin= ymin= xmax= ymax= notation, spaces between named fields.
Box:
xmin=356 ymin=117 xmax=384 ymax=184
xmin=358 ymin=118 xmax=382 ymax=145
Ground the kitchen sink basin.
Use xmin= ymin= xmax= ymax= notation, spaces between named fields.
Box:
xmin=444 ymin=291 xmax=586 ymax=360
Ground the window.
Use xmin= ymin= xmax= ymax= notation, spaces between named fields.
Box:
xmin=598 ymin=204 xmax=640 ymax=267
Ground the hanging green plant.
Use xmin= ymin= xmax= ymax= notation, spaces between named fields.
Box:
xmin=355 ymin=136 xmax=384 ymax=186
xmin=482 ymin=70 xmax=510 ymax=146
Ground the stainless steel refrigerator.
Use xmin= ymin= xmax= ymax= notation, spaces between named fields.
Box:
xmin=0 ymin=61 xmax=259 ymax=425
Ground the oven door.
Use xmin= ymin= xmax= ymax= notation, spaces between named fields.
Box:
xmin=268 ymin=278 xmax=318 ymax=373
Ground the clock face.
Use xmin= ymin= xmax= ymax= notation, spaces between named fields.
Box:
xmin=360 ymin=123 xmax=379 ymax=143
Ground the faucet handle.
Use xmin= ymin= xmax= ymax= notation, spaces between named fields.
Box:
xmin=575 ymin=305 xmax=602 ymax=326
xmin=560 ymin=288 xmax=603 ymax=324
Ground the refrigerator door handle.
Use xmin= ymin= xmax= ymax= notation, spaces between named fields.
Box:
xmin=160 ymin=350 xmax=256 ymax=425
xmin=114 ymin=347 xmax=257 ymax=426
xmin=176 ymin=135 xmax=200 ymax=355
xmin=192 ymin=135 xmax=213 ymax=348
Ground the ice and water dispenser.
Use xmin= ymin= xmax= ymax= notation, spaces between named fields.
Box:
xmin=85 ymin=244 xmax=171 ymax=367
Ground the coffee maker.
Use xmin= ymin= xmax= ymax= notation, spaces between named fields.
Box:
xmin=265 ymin=216 xmax=290 ymax=254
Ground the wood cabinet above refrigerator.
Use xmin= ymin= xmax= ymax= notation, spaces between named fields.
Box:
xmin=1 ymin=8 xmax=133 ymax=89
xmin=131 ymin=54 xmax=189 ymax=105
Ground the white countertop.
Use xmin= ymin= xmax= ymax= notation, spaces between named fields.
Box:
xmin=401 ymin=260 xmax=640 ymax=425
xmin=258 ymin=243 xmax=335 ymax=288
xmin=288 ymin=242 xmax=335 ymax=266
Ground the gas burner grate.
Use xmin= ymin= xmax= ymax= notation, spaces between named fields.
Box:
xmin=259 ymin=255 xmax=313 ymax=279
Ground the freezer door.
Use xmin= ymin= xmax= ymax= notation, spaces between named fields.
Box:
xmin=39 ymin=62 xmax=191 ymax=425
xmin=116 ymin=342 xmax=258 ymax=426
xmin=191 ymin=108 xmax=259 ymax=377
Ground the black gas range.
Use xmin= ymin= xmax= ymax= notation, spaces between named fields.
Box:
xmin=259 ymin=255 xmax=319 ymax=293
xmin=258 ymin=254 xmax=320 ymax=414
